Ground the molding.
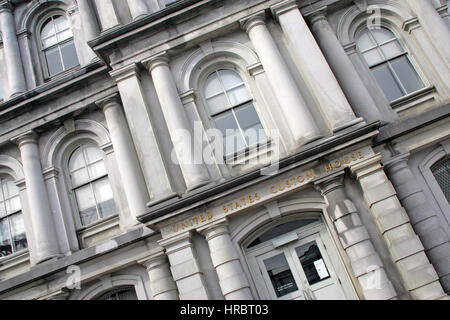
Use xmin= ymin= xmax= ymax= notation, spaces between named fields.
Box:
xmin=142 ymin=51 xmax=170 ymax=73
xmin=270 ymin=0 xmax=298 ymax=20
xmin=239 ymin=10 xmax=266 ymax=34
xmin=109 ymin=63 xmax=141 ymax=83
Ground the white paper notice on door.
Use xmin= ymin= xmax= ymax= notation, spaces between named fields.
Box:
xmin=313 ymin=259 xmax=330 ymax=279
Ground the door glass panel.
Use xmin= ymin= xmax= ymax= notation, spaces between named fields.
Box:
xmin=295 ymin=241 xmax=330 ymax=286
xmin=263 ymin=253 xmax=299 ymax=298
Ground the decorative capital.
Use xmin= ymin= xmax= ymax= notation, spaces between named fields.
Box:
xmin=179 ymin=89 xmax=196 ymax=105
xmin=137 ymin=250 xmax=169 ymax=271
xmin=306 ymin=6 xmax=328 ymax=25
xmin=0 ymin=1 xmax=13 ymax=14
xmin=11 ymin=130 xmax=39 ymax=148
xmin=197 ymin=218 xmax=229 ymax=240
xmin=66 ymin=5 xmax=78 ymax=16
xmin=314 ymin=171 xmax=345 ymax=195
xmin=142 ymin=51 xmax=170 ymax=73
xmin=350 ymin=153 xmax=383 ymax=180
xmin=402 ymin=17 xmax=420 ymax=34
xmin=239 ymin=11 xmax=266 ymax=34
xmin=109 ymin=63 xmax=141 ymax=83
xmin=382 ymin=152 xmax=410 ymax=172
xmin=96 ymin=93 xmax=122 ymax=112
xmin=270 ymin=0 xmax=298 ymax=20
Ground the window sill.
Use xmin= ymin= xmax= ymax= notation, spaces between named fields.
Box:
xmin=0 ymin=249 xmax=30 ymax=280
xmin=224 ymin=139 xmax=274 ymax=168
xmin=76 ymin=214 xmax=121 ymax=249
xmin=391 ymin=86 xmax=436 ymax=113
xmin=43 ymin=65 xmax=81 ymax=84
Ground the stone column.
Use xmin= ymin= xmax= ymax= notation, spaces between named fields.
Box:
xmin=384 ymin=153 xmax=450 ymax=294
xmin=308 ymin=8 xmax=382 ymax=124
xmin=407 ymin=0 xmax=450 ymax=66
xmin=77 ymin=0 xmax=100 ymax=61
xmin=13 ymin=131 xmax=60 ymax=264
xmin=160 ymin=232 xmax=210 ymax=300
xmin=127 ymin=0 xmax=149 ymax=20
xmin=240 ymin=12 xmax=321 ymax=147
xmin=351 ymin=154 xmax=447 ymax=300
xmin=139 ymin=251 xmax=179 ymax=300
xmin=317 ymin=173 xmax=397 ymax=300
xmin=94 ymin=0 xmax=120 ymax=31
xmin=0 ymin=2 xmax=26 ymax=97
xmin=271 ymin=0 xmax=360 ymax=132
xmin=110 ymin=64 xmax=176 ymax=204
xmin=97 ymin=94 xmax=150 ymax=226
xmin=199 ymin=220 xmax=253 ymax=300
xmin=144 ymin=53 xmax=210 ymax=191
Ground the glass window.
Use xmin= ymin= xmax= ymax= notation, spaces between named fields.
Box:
xmin=264 ymin=253 xmax=299 ymax=298
xmin=40 ymin=15 xmax=79 ymax=77
xmin=0 ymin=177 xmax=27 ymax=258
xmin=295 ymin=241 xmax=330 ymax=286
xmin=203 ymin=69 xmax=266 ymax=155
xmin=96 ymin=287 xmax=138 ymax=300
xmin=68 ymin=144 xmax=116 ymax=227
xmin=356 ymin=27 xmax=424 ymax=102
xmin=431 ymin=157 xmax=450 ymax=203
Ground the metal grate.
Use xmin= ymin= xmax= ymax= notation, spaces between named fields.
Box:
xmin=96 ymin=286 xmax=138 ymax=300
xmin=431 ymin=157 xmax=450 ymax=203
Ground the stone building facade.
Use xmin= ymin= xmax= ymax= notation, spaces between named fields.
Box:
xmin=0 ymin=0 xmax=448 ymax=300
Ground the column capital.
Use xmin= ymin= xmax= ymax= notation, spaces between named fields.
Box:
xmin=314 ymin=172 xmax=345 ymax=195
xmin=158 ymin=230 xmax=194 ymax=252
xmin=239 ymin=11 xmax=266 ymax=34
xmin=350 ymin=153 xmax=383 ymax=180
xmin=270 ymin=0 xmax=298 ymax=20
xmin=0 ymin=1 xmax=13 ymax=14
xmin=137 ymin=250 xmax=168 ymax=271
xmin=11 ymin=130 xmax=39 ymax=148
xmin=109 ymin=63 xmax=141 ymax=83
xmin=142 ymin=51 xmax=170 ymax=73
xmin=305 ymin=7 xmax=328 ymax=25
xmin=96 ymin=93 xmax=122 ymax=112
xmin=179 ymin=89 xmax=196 ymax=105
xmin=197 ymin=218 xmax=229 ymax=241
xmin=383 ymin=152 xmax=411 ymax=171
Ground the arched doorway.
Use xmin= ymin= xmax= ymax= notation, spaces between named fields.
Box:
xmin=95 ymin=286 xmax=138 ymax=300
xmin=244 ymin=218 xmax=356 ymax=300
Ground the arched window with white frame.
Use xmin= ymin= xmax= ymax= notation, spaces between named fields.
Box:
xmin=0 ymin=176 xmax=27 ymax=257
xmin=39 ymin=13 xmax=79 ymax=78
xmin=356 ymin=26 xmax=424 ymax=102
xmin=67 ymin=143 xmax=115 ymax=227
xmin=431 ymin=156 xmax=450 ymax=203
xmin=203 ymin=68 xmax=266 ymax=156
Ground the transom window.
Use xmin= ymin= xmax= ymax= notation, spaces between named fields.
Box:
xmin=203 ymin=69 xmax=266 ymax=155
xmin=68 ymin=144 xmax=116 ymax=227
xmin=40 ymin=14 xmax=79 ymax=77
xmin=0 ymin=177 xmax=27 ymax=257
xmin=431 ymin=157 xmax=450 ymax=203
xmin=356 ymin=27 xmax=424 ymax=102
xmin=95 ymin=287 xmax=138 ymax=300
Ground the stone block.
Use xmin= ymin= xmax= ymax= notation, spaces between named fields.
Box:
xmin=339 ymin=226 xmax=370 ymax=249
xmin=218 ymin=273 xmax=250 ymax=296
xmin=334 ymin=200 xmax=358 ymax=220
xmin=409 ymin=281 xmax=445 ymax=300
xmin=171 ymin=259 xmax=201 ymax=280
xmin=376 ymin=208 xmax=410 ymax=234
xmin=351 ymin=253 xmax=383 ymax=277
xmin=384 ymin=223 xmax=416 ymax=246
xmin=389 ymin=236 xmax=424 ymax=262
xmin=346 ymin=241 xmax=376 ymax=262
xmin=401 ymin=264 xmax=439 ymax=291
xmin=397 ymin=251 xmax=430 ymax=273
xmin=334 ymin=213 xmax=362 ymax=233
xmin=364 ymin=182 xmax=397 ymax=206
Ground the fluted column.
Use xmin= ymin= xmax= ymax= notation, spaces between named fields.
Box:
xmin=384 ymin=153 xmax=450 ymax=294
xmin=0 ymin=2 xmax=26 ymax=97
xmin=351 ymin=154 xmax=446 ymax=300
xmin=139 ymin=251 xmax=179 ymax=300
xmin=77 ymin=0 xmax=100 ymax=61
xmin=271 ymin=0 xmax=360 ymax=132
xmin=407 ymin=0 xmax=450 ymax=66
xmin=199 ymin=220 xmax=253 ymax=300
xmin=240 ymin=12 xmax=321 ymax=147
xmin=144 ymin=53 xmax=210 ymax=191
xmin=13 ymin=131 xmax=60 ymax=263
xmin=317 ymin=174 xmax=397 ymax=300
xmin=97 ymin=94 xmax=150 ymax=227
xmin=308 ymin=9 xmax=382 ymax=124
xmin=127 ymin=0 xmax=149 ymax=20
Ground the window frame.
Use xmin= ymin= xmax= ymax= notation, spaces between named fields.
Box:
xmin=355 ymin=26 xmax=426 ymax=104
xmin=36 ymin=11 xmax=79 ymax=80
xmin=0 ymin=175 xmax=27 ymax=258
xmin=201 ymin=66 xmax=268 ymax=158
xmin=66 ymin=142 xmax=116 ymax=229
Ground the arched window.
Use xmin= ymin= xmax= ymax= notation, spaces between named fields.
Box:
xmin=431 ymin=156 xmax=450 ymax=202
xmin=68 ymin=144 xmax=115 ymax=227
xmin=40 ymin=14 xmax=79 ymax=77
xmin=203 ymin=69 xmax=266 ymax=155
xmin=356 ymin=27 xmax=424 ymax=102
xmin=0 ymin=177 xmax=27 ymax=257
xmin=95 ymin=286 xmax=138 ymax=300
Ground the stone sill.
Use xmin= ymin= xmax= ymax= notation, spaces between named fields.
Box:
xmin=391 ymin=86 xmax=437 ymax=114
xmin=76 ymin=214 xmax=121 ymax=248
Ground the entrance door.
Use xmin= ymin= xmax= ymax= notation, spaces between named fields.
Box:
xmin=247 ymin=220 xmax=355 ymax=300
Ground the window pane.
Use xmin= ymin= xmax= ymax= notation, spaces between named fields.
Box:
xmin=0 ymin=218 xmax=12 ymax=257
xmin=264 ymin=253 xmax=299 ymax=298
xmin=57 ymin=29 xmax=74 ymax=43
xmin=227 ymin=84 xmax=251 ymax=106
xmin=41 ymin=19 xmax=56 ymax=41
xmin=204 ymin=72 xmax=223 ymax=98
xmin=432 ymin=157 xmax=450 ymax=202
xmin=371 ymin=28 xmax=396 ymax=44
xmin=93 ymin=178 xmax=115 ymax=218
xmin=235 ymin=103 xmax=266 ymax=146
xmin=42 ymin=35 xmax=58 ymax=49
xmin=390 ymin=56 xmax=423 ymax=94
xmin=380 ymin=40 xmax=404 ymax=59
xmin=70 ymin=167 xmax=90 ymax=188
xmin=219 ymin=69 xmax=243 ymax=90
xmin=214 ymin=111 xmax=245 ymax=154
xmin=60 ymin=41 xmax=79 ymax=70
xmin=205 ymin=93 xmax=229 ymax=115
xmin=357 ymin=30 xmax=377 ymax=51
xmin=0 ymin=203 xmax=5 ymax=218
xmin=5 ymin=196 xmax=21 ymax=214
xmin=75 ymin=185 xmax=98 ymax=226
xmin=3 ymin=180 xmax=18 ymax=199
xmin=53 ymin=15 xmax=69 ymax=32
xmin=371 ymin=64 xmax=404 ymax=101
xmin=84 ymin=145 xmax=103 ymax=164
xmin=9 ymin=213 xmax=27 ymax=252
xmin=296 ymin=242 xmax=330 ymax=286
xmin=362 ymin=48 xmax=384 ymax=67
xmin=45 ymin=48 xmax=64 ymax=76
xmin=69 ymin=148 xmax=85 ymax=172
xmin=88 ymin=161 xmax=107 ymax=181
